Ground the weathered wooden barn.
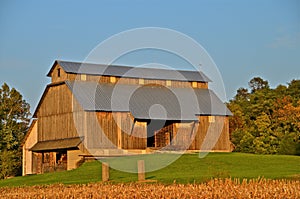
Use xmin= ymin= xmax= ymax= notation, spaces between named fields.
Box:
xmin=23 ymin=60 xmax=232 ymax=175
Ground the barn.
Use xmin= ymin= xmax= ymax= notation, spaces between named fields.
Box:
xmin=22 ymin=60 xmax=232 ymax=175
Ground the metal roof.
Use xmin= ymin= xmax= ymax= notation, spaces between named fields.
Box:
xmin=48 ymin=60 xmax=211 ymax=82
xmin=30 ymin=137 xmax=82 ymax=152
xmin=66 ymin=81 xmax=232 ymax=121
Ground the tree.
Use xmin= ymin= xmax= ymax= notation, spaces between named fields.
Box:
xmin=249 ymin=77 xmax=269 ymax=93
xmin=0 ymin=83 xmax=30 ymax=179
xmin=287 ymin=80 xmax=300 ymax=104
xmin=235 ymin=87 xmax=250 ymax=101
xmin=273 ymin=97 xmax=300 ymax=155
xmin=228 ymin=77 xmax=300 ymax=155
xmin=253 ymin=112 xmax=278 ymax=154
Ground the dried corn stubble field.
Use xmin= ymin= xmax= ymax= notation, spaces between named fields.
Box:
xmin=1 ymin=178 xmax=299 ymax=199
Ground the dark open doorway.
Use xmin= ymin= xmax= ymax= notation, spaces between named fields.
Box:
xmin=146 ymin=120 xmax=173 ymax=147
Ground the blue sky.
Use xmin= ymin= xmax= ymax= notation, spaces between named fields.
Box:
xmin=0 ymin=0 xmax=299 ymax=113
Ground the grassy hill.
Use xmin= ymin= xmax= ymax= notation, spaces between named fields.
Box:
xmin=0 ymin=153 xmax=299 ymax=187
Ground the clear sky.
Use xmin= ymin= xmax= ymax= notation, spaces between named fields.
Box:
xmin=0 ymin=0 xmax=299 ymax=113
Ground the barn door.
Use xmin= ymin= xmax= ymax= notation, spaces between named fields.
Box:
xmin=32 ymin=152 xmax=42 ymax=174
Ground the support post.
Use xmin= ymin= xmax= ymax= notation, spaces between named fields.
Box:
xmin=138 ymin=160 xmax=145 ymax=181
xmin=102 ymin=162 xmax=109 ymax=182
xmin=117 ymin=113 xmax=122 ymax=149
xmin=190 ymin=121 xmax=199 ymax=138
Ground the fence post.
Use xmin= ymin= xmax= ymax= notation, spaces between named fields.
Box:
xmin=138 ymin=160 xmax=145 ymax=181
xmin=102 ymin=162 xmax=109 ymax=182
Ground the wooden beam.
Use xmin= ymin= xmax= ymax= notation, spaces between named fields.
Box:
xmin=102 ymin=162 xmax=109 ymax=182
xmin=117 ymin=113 xmax=122 ymax=149
xmin=137 ymin=160 xmax=145 ymax=181
xmin=130 ymin=118 xmax=136 ymax=137
xmin=190 ymin=121 xmax=198 ymax=138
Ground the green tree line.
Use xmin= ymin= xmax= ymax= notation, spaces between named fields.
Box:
xmin=228 ymin=77 xmax=300 ymax=155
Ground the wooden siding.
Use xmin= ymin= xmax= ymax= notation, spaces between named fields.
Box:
xmin=151 ymin=117 xmax=230 ymax=151
xmin=22 ymin=120 xmax=38 ymax=175
xmin=109 ymin=77 xmax=208 ymax=89
xmin=120 ymin=113 xmax=147 ymax=149
xmin=50 ymin=64 xmax=68 ymax=83
xmin=85 ymin=112 xmax=118 ymax=149
xmin=191 ymin=116 xmax=231 ymax=151
xmin=72 ymin=98 xmax=147 ymax=150
xmin=173 ymin=122 xmax=197 ymax=150
xmin=37 ymin=84 xmax=78 ymax=141
xmin=67 ymin=150 xmax=82 ymax=170
xmin=195 ymin=82 xmax=208 ymax=89
xmin=79 ymin=111 xmax=147 ymax=150
xmin=32 ymin=152 xmax=42 ymax=174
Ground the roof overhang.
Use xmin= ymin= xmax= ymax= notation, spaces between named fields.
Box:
xmin=30 ymin=137 xmax=83 ymax=152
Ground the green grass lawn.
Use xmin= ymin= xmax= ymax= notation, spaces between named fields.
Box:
xmin=0 ymin=153 xmax=299 ymax=187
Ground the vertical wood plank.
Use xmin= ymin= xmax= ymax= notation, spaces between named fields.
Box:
xmin=117 ymin=113 xmax=122 ymax=149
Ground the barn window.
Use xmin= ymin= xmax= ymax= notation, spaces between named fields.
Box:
xmin=81 ymin=74 xmax=86 ymax=81
xmin=166 ymin=80 xmax=171 ymax=86
xmin=209 ymin=116 xmax=215 ymax=123
xmin=57 ymin=68 xmax=61 ymax=77
xmin=139 ymin=78 xmax=144 ymax=85
xmin=110 ymin=76 xmax=116 ymax=83
xmin=192 ymin=81 xmax=197 ymax=88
